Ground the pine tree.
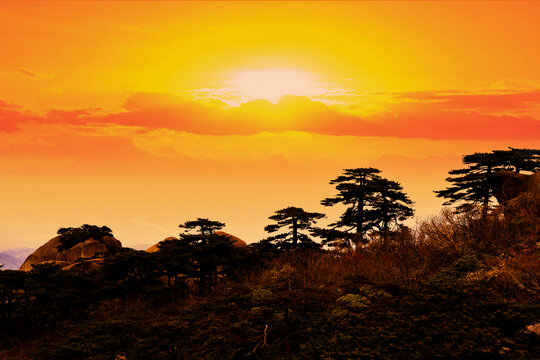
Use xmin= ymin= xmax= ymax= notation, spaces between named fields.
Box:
xmin=436 ymin=148 xmax=539 ymax=216
xmin=179 ymin=218 xmax=225 ymax=235
xmin=176 ymin=218 xmax=243 ymax=293
xmin=369 ymin=178 xmax=414 ymax=233
xmin=264 ymin=206 xmax=325 ymax=250
xmin=492 ymin=147 xmax=540 ymax=173
xmin=321 ymin=168 xmax=382 ymax=244
xmin=56 ymin=224 xmax=113 ymax=251
xmin=319 ymin=168 xmax=414 ymax=247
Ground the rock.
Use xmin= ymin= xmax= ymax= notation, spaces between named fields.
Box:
xmin=526 ymin=323 xmax=540 ymax=337
xmin=492 ymin=171 xmax=540 ymax=205
xmin=62 ymin=239 xmax=108 ymax=263
xmin=146 ymin=237 xmax=179 ymax=253
xmin=20 ymin=235 xmax=122 ymax=271
xmin=146 ymin=232 xmax=247 ymax=253
xmin=36 ymin=260 xmax=71 ymax=269
xmin=63 ymin=258 xmax=105 ymax=272
xmin=214 ymin=231 xmax=247 ymax=249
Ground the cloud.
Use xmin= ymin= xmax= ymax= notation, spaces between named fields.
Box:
xmin=0 ymin=68 xmax=51 ymax=80
xmin=394 ymin=90 xmax=540 ymax=113
xmin=10 ymin=68 xmax=37 ymax=78
xmin=0 ymin=99 xmax=35 ymax=132
xmin=1 ymin=90 xmax=539 ymax=140
xmin=0 ymin=99 xmax=20 ymax=109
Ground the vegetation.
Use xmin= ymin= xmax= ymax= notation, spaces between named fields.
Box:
xmin=56 ymin=224 xmax=113 ymax=251
xmin=174 ymin=218 xmax=246 ymax=292
xmin=319 ymin=167 xmax=414 ymax=249
xmin=491 ymin=147 xmax=540 ymax=173
xmin=436 ymin=148 xmax=540 ymax=216
xmin=0 ymin=148 xmax=538 ymax=359
xmin=264 ymin=206 xmax=325 ymax=250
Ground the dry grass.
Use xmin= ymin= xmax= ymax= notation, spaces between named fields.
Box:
xmin=239 ymin=190 xmax=539 ymax=302
xmin=240 ymin=233 xmax=428 ymax=291
xmin=240 ymin=250 xmax=347 ymax=291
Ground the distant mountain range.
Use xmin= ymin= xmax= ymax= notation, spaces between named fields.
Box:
xmin=0 ymin=247 xmax=34 ymax=270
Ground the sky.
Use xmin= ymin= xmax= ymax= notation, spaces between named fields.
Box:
xmin=1 ymin=1 xmax=539 ymax=250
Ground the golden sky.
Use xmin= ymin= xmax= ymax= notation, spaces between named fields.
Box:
xmin=1 ymin=1 xmax=539 ymax=249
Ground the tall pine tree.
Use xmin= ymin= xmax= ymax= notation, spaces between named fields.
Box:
xmin=176 ymin=218 xmax=243 ymax=293
xmin=321 ymin=168 xmax=382 ymax=244
xmin=319 ymin=168 xmax=414 ymax=248
xmin=264 ymin=207 xmax=325 ymax=250
xmin=369 ymin=178 xmax=414 ymax=233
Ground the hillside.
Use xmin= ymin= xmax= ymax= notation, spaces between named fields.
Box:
xmin=0 ymin=152 xmax=538 ymax=359
xmin=0 ymin=192 xmax=538 ymax=359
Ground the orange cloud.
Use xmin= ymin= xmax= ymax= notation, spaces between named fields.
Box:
xmin=0 ymin=99 xmax=34 ymax=132
xmin=1 ymin=106 xmax=538 ymax=249
xmin=1 ymin=91 xmax=539 ymax=140
xmin=393 ymin=90 xmax=540 ymax=113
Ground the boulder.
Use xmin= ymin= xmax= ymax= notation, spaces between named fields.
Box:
xmin=34 ymin=260 xmax=71 ymax=269
xmin=146 ymin=237 xmax=179 ymax=253
xmin=146 ymin=232 xmax=247 ymax=253
xmin=526 ymin=323 xmax=540 ymax=337
xmin=20 ymin=235 xmax=122 ymax=271
xmin=214 ymin=231 xmax=247 ymax=249
xmin=492 ymin=171 xmax=540 ymax=205
xmin=63 ymin=258 xmax=105 ymax=272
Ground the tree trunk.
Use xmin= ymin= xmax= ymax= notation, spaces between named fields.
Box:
xmin=356 ymin=191 xmax=364 ymax=241
xmin=292 ymin=218 xmax=298 ymax=248
xmin=483 ymin=165 xmax=492 ymax=218
xmin=379 ymin=190 xmax=389 ymax=235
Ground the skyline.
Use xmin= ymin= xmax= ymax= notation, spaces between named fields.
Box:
xmin=1 ymin=1 xmax=539 ymax=249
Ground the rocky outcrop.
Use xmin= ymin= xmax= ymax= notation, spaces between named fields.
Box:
xmin=20 ymin=235 xmax=122 ymax=271
xmin=526 ymin=323 xmax=540 ymax=337
xmin=214 ymin=231 xmax=247 ymax=249
xmin=492 ymin=171 xmax=540 ymax=205
xmin=62 ymin=258 xmax=106 ymax=272
xmin=146 ymin=237 xmax=179 ymax=253
xmin=146 ymin=232 xmax=247 ymax=253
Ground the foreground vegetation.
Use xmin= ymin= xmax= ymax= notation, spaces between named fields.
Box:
xmin=1 ymin=194 xmax=538 ymax=359
xmin=0 ymin=148 xmax=539 ymax=359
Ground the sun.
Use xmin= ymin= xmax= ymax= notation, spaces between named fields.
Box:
xmin=230 ymin=68 xmax=316 ymax=103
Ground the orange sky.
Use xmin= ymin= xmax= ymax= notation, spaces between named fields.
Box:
xmin=1 ymin=1 xmax=539 ymax=250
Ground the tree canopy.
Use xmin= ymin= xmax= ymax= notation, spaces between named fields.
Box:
xmin=179 ymin=218 xmax=225 ymax=235
xmin=369 ymin=178 xmax=414 ymax=232
xmin=321 ymin=168 xmax=382 ymax=240
xmin=176 ymin=218 xmax=244 ymax=292
xmin=56 ymin=224 xmax=113 ymax=251
xmin=319 ymin=168 xmax=414 ymax=248
xmin=491 ymin=147 xmax=540 ymax=173
xmin=436 ymin=147 xmax=540 ymax=216
xmin=264 ymin=206 xmax=325 ymax=250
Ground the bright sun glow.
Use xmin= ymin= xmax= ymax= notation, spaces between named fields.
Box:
xmin=230 ymin=69 xmax=316 ymax=103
